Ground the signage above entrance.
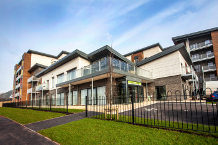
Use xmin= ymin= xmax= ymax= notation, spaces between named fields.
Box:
xmin=128 ymin=81 xmax=141 ymax=85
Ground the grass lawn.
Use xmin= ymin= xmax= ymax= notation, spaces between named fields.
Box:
xmin=39 ymin=118 xmax=218 ymax=145
xmin=31 ymin=107 xmax=85 ymax=113
xmin=92 ymin=114 xmax=218 ymax=137
xmin=0 ymin=107 xmax=66 ymax=124
xmin=206 ymin=101 xmax=217 ymax=104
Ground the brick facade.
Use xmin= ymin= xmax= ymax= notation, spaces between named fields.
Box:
xmin=211 ymin=31 xmax=218 ymax=75
xmin=144 ymin=75 xmax=192 ymax=101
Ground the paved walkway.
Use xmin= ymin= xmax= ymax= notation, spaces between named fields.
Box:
xmin=0 ymin=115 xmax=57 ymax=145
xmin=25 ymin=111 xmax=91 ymax=131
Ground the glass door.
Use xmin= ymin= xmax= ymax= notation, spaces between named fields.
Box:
xmin=73 ymin=91 xmax=78 ymax=105
xmin=97 ymin=86 xmax=106 ymax=105
xmin=81 ymin=89 xmax=87 ymax=105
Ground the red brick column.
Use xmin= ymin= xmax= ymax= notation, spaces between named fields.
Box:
xmin=211 ymin=31 xmax=218 ymax=75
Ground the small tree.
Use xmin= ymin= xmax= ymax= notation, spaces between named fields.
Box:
xmin=105 ymin=46 xmax=117 ymax=119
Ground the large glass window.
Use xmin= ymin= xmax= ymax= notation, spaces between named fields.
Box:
xmin=67 ymin=68 xmax=76 ymax=81
xmin=73 ymin=91 xmax=78 ymax=105
xmin=67 ymin=92 xmax=73 ymax=105
xmin=57 ymin=93 xmax=64 ymax=105
xmin=97 ymin=86 xmax=106 ymax=105
xmin=81 ymin=89 xmax=87 ymax=105
xmin=57 ymin=73 xmax=64 ymax=84
xmin=52 ymin=94 xmax=55 ymax=105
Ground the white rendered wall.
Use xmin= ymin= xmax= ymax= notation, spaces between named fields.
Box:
xmin=58 ymin=54 xmax=68 ymax=60
xmin=31 ymin=54 xmax=54 ymax=67
xmin=139 ymin=51 xmax=190 ymax=79
xmin=125 ymin=55 xmax=131 ymax=60
xmin=41 ymin=57 xmax=90 ymax=90
xmin=143 ymin=46 xmax=162 ymax=58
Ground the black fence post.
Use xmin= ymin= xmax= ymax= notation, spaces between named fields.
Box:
xmin=39 ymin=98 xmax=40 ymax=110
xmin=32 ymin=99 xmax=33 ymax=109
xmin=26 ymin=100 xmax=27 ymax=109
xmin=50 ymin=97 xmax=51 ymax=111
xmin=66 ymin=95 xmax=68 ymax=115
xmin=131 ymin=95 xmax=134 ymax=125
xmin=86 ymin=96 xmax=88 ymax=117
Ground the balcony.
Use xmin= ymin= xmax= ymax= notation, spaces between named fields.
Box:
xmin=35 ymin=83 xmax=49 ymax=92
xmin=56 ymin=58 xmax=152 ymax=86
xmin=15 ymin=92 xmax=20 ymax=97
xmin=203 ymin=64 xmax=217 ymax=72
xmin=27 ymin=88 xmax=37 ymax=94
xmin=192 ymin=52 xmax=214 ymax=63
xmin=15 ymin=83 xmax=20 ymax=89
xmin=16 ymin=66 xmax=21 ymax=74
xmin=181 ymin=66 xmax=194 ymax=80
xmin=16 ymin=74 xmax=21 ymax=81
xmin=190 ymin=40 xmax=213 ymax=52
xmin=204 ymin=77 xmax=218 ymax=81
xmin=28 ymin=76 xmax=38 ymax=83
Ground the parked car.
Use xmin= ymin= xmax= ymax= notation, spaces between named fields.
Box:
xmin=210 ymin=91 xmax=218 ymax=101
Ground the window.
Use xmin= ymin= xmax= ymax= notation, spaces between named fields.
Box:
xmin=67 ymin=68 xmax=76 ymax=81
xmin=134 ymin=56 xmax=138 ymax=63
xmin=199 ymin=76 xmax=203 ymax=83
xmin=194 ymin=65 xmax=201 ymax=72
xmin=52 ymin=94 xmax=55 ymax=105
xmin=52 ymin=77 xmax=55 ymax=88
xmin=210 ymin=74 xmax=215 ymax=78
xmin=57 ymin=93 xmax=64 ymax=105
xmin=206 ymin=51 xmax=212 ymax=56
xmin=73 ymin=91 xmax=78 ymax=105
xmin=57 ymin=73 xmax=64 ymax=84
xmin=208 ymin=62 xmax=213 ymax=67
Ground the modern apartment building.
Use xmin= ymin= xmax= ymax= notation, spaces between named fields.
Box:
xmin=125 ymin=43 xmax=197 ymax=100
xmin=16 ymin=27 xmax=218 ymax=104
xmin=12 ymin=50 xmax=69 ymax=102
xmin=11 ymin=41 xmax=197 ymax=107
xmin=172 ymin=27 xmax=218 ymax=92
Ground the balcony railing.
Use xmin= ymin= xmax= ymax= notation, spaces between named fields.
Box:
xmin=204 ymin=77 xmax=218 ymax=81
xmin=190 ymin=40 xmax=213 ymax=52
xmin=181 ymin=66 xmax=192 ymax=75
xmin=192 ymin=52 xmax=214 ymax=62
xmin=35 ymin=83 xmax=49 ymax=92
xmin=56 ymin=57 xmax=152 ymax=85
xmin=202 ymin=64 xmax=216 ymax=72
xmin=15 ymin=83 xmax=20 ymax=89
xmin=28 ymin=76 xmax=38 ymax=83
xmin=16 ymin=75 xmax=21 ymax=81
xmin=15 ymin=92 xmax=20 ymax=97
xmin=27 ymin=88 xmax=37 ymax=94
xmin=16 ymin=66 xmax=21 ymax=74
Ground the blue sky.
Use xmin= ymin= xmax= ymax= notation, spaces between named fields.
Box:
xmin=0 ymin=0 xmax=218 ymax=93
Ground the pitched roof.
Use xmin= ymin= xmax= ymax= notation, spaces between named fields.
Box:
xmin=172 ymin=27 xmax=218 ymax=44
xmin=28 ymin=63 xmax=48 ymax=73
xmin=35 ymin=49 xmax=88 ymax=77
xmin=136 ymin=43 xmax=194 ymax=67
xmin=35 ymin=45 xmax=136 ymax=77
xmin=27 ymin=50 xmax=70 ymax=59
xmin=123 ymin=43 xmax=163 ymax=57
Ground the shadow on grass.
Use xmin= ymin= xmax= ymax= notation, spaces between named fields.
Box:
xmin=91 ymin=113 xmax=218 ymax=138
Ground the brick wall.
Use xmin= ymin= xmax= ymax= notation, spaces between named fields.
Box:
xmin=131 ymin=52 xmax=144 ymax=62
xmin=144 ymin=75 xmax=185 ymax=100
xmin=211 ymin=31 xmax=218 ymax=75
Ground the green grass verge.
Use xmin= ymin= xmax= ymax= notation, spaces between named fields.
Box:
xmin=206 ymin=102 xmax=217 ymax=104
xmin=92 ymin=114 xmax=218 ymax=137
xmin=30 ymin=107 xmax=85 ymax=113
xmin=38 ymin=118 xmax=218 ymax=145
xmin=0 ymin=107 xmax=66 ymax=124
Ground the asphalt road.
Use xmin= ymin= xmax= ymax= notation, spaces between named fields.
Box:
xmin=119 ymin=102 xmax=218 ymax=126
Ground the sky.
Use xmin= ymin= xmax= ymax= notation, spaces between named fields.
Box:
xmin=0 ymin=0 xmax=218 ymax=93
